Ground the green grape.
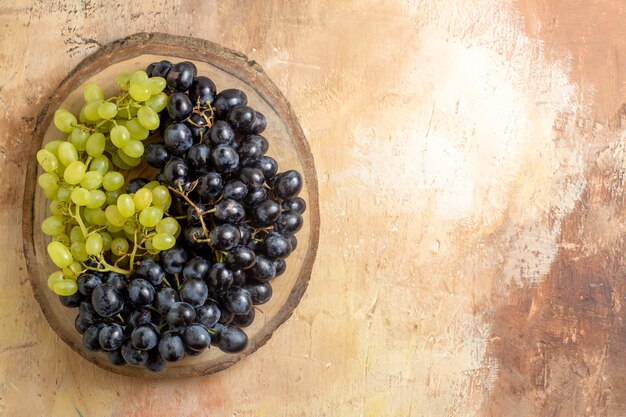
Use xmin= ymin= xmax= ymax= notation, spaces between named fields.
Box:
xmin=146 ymin=77 xmax=167 ymax=94
xmin=144 ymin=92 xmax=168 ymax=113
xmin=106 ymin=222 xmax=123 ymax=233
xmin=105 ymin=189 xmax=121 ymax=206
xmin=38 ymin=172 xmax=59 ymax=191
xmin=122 ymin=218 xmax=136 ymax=236
xmin=70 ymin=226 xmax=85 ymax=242
xmin=53 ymin=109 xmax=77 ymax=134
xmin=156 ymin=217 xmax=179 ymax=235
xmin=79 ymin=106 xmax=89 ymax=124
xmin=87 ymin=189 xmax=106 ymax=209
xmin=125 ymin=118 xmax=149 ymax=140
xmin=85 ymin=233 xmax=103 ymax=255
xmin=83 ymin=207 xmax=106 ymax=226
xmin=101 ymin=232 xmax=112 ymax=251
xmin=136 ymin=106 xmax=159 ymax=130
xmin=85 ymin=132 xmax=106 ymax=156
xmin=117 ymin=194 xmax=135 ymax=217
xmin=130 ymin=70 xmax=148 ymax=84
xmin=152 ymin=233 xmax=176 ymax=250
xmin=53 ymin=279 xmax=78 ymax=296
xmin=97 ymin=120 xmax=115 ymax=134
xmin=80 ymin=171 xmax=103 ymax=190
xmin=83 ymin=99 xmax=103 ymax=121
xmin=70 ymin=242 xmax=89 ymax=262
xmin=117 ymin=72 xmax=131 ymax=91
xmin=47 ymin=241 xmax=73 ymax=268
xmin=41 ymin=215 xmax=65 ymax=236
xmin=47 ymin=271 xmax=65 ymax=291
xmin=49 ymin=199 xmax=65 ymax=216
xmin=56 ymin=185 xmax=71 ymax=202
xmin=151 ymin=186 xmax=170 ymax=208
xmin=90 ymin=155 xmax=110 ymax=175
xmin=83 ymin=82 xmax=104 ymax=102
xmin=111 ymin=152 xmax=134 ymax=170
xmin=44 ymin=140 xmax=63 ymax=155
xmin=54 ymin=233 xmax=71 ymax=246
xmin=111 ymin=237 xmax=129 ymax=256
xmin=98 ymin=101 xmax=118 ymax=119
xmin=67 ymin=261 xmax=83 ymax=276
xmin=70 ymin=127 xmax=89 ymax=151
xmin=144 ymin=180 xmax=159 ymax=190
xmin=144 ymin=238 xmax=156 ymax=253
xmin=122 ymin=140 xmax=144 ymax=158
xmin=110 ymin=125 xmax=131 ymax=148
xmin=63 ymin=161 xmax=87 ymax=185
xmin=138 ymin=206 xmax=163 ymax=228
xmin=43 ymin=188 xmax=58 ymax=200
xmin=102 ymin=171 xmax=124 ymax=191
xmin=133 ymin=188 xmax=152 ymax=210
xmin=36 ymin=149 xmax=59 ymax=172
xmin=129 ymin=82 xmax=151 ymax=102
xmin=105 ymin=205 xmax=127 ymax=227
xmin=57 ymin=142 xmax=78 ymax=166
xmin=117 ymin=148 xmax=142 ymax=167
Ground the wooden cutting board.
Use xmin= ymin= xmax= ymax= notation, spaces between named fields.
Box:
xmin=1 ymin=0 xmax=626 ymax=416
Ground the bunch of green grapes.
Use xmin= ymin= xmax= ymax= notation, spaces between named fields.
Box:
xmin=37 ymin=70 xmax=179 ymax=296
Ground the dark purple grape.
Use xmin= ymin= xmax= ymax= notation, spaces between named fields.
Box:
xmin=127 ymin=279 xmax=155 ymax=307
xmin=211 ymin=145 xmax=239 ymax=173
xmin=250 ymin=156 xmax=278 ymax=180
xmin=183 ymin=324 xmax=211 ymax=351
xmin=273 ymin=170 xmax=303 ymax=199
xmin=263 ymin=232 xmax=292 ymax=259
xmin=158 ymin=331 xmax=185 ymax=362
xmin=148 ymin=60 xmax=172 ymax=78
xmin=282 ymin=197 xmax=306 ymax=214
xmin=195 ymin=299 xmax=221 ymax=328
xmin=186 ymin=202 xmax=207 ymax=225
xmin=128 ymin=308 xmax=152 ymax=328
xmin=243 ymin=187 xmax=267 ymax=206
xmin=99 ymin=323 xmax=124 ymax=351
xmin=108 ymin=349 xmax=126 ymax=366
xmin=274 ymin=259 xmax=286 ymax=277
xmin=214 ymin=324 xmax=248 ymax=353
xmin=79 ymin=301 xmax=102 ymax=325
xmin=182 ymin=256 xmax=211 ymax=281
xmin=131 ymin=324 xmax=159 ymax=350
xmin=247 ymin=255 xmax=276 ymax=282
xmin=184 ymin=225 xmax=206 ymax=249
xmin=208 ymin=120 xmax=235 ymax=146
xmin=189 ymin=76 xmax=217 ymax=106
xmin=126 ymin=177 xmax=149 ymax=194
xmin=156 ymin=287 xmax=180 ymax=314
xmin=161 ymin=245 xmax=188 ymax=274
xmin=186 ymin=112 xmax=209 ymax=143
xmin=196 ymin=171 xmax=223 ymax=201
xmin=238 ymin=167 xmax=265 ymax=190
xmin=286 ymin=234 xmax=297 ymax=251
xmin=134 ymin=259 xmax=165 ymax=286
xmin=145 ymin=348 xmax=166 ymax=372
xmin=75 ymin=314 xmax=91 ymax=334
xmin=104 ymin=272 xmax=127 ymax=292
xmin=163 ymin=123 xmax=193 ymax=155
xmin=222 ymin=286 xmax=252 ymax=315
xmin=225 ymin=246 xmax=256 ymax=269
xmin=77 ymin=273 xmax=102 ymax=296
xmin=251 ymin=199 xmax=281 ymax=226
xmin=209 ymin=224 xmax=240 ymax=251
xmin=121 ymin=340 xmax=149 ymax=365
xmin=91 ymin=284 xmax=123 ymax=317
xmin=213 ymin=89 xmax=248 ymax=119
xmin=166 ymin=302 xmax=196 ymax=329
xmin=238 ymin=224 xmax=253 ymax=245
xmin=83 ymin=323 xmax=106 ymax=351
xmin=233 ymin=308 xmax=255 ymax=327
xmin=232 ymin=269 xmax=246 ymax=286
xmin=243 ymin=282 xmax=273 ymax=305
xmin=162 ymin=157 xmax=189 ymax=187
xmin=187 ymin=143 xmax=211 ymax=173
xmin=223 ymin=180 xmax=248 ymax=201
xmin=250 ymin=111 xmax=267 ymax=134
xmin=214 ymin=199 xmax=245 ymax=224
xmin=143 ymin=143 xmax=171 ymax=169
xmin=179 ymin=278 xmax=208 ymax=307
xmin=207 ymin=263 xmax=233 ymax=292
xmin=59 ymin=292 xmax=84 ymax=308
xmin=166 ymin=61 xmax=197 ymax=92
xmin=217 ymin=307 xmax=235 ymax=324
xmin=274 ymin=211 xmax=303 ymax=235
xmin=227 ymin=105 xmax=256 ymax=133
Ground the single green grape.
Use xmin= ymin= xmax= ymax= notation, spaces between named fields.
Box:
xmin=83 ymin=82 xmax=104 ymax=103
xmin=36 ymin=149 xmax=59 ymax=172
xmin=53 ymin=279 xmax=78 ymax=296
xmin=43 ymin=188 xmax=59 ymax=200
xmin=117 ymin=72 xmax=131 ymax=91
xmin=47 ymin=241 xmax=73 ymax=268
xmin=144 ymin=92 xmax=168 ymax=113
xmin=102 ymin=171 xmax=124 ymax=191
xmin=133 ymin=188 xmax=152 ymax=210
xmin=53 ymin=109 xmax=77 ymax=134
xmin=152 ymin=233 xmax=176 ymax=250
xmin=86 ymin=132 xmax=106 ymax=156
xmin=136 ymin=106 xmax=160 ymax=130
xmin=129 ymin=82 xmax=151 ymax=102
xmin=117 ymin=148 xmax=142 ymax=167
xmin=122 ymin=218 xmax=136 ymax=236
xmin=101 ymin=231 xmax=112 ymax=251
xmin=44 ymin=140 xmax=63 ymax=156
xmin=38 ymin=172 xmax=60 ymax=191
xmin=105 ymin=189 xmax=121 ymax=206
xmin=117 ymin=194 xmax=135 ymax=217
xmin=83 ymin=100 xmax=103 ymax=121
xmin=85 ymin=233 xmax=103 ymax=256
xmin=41 ymin=215 xmax=65 ymax=236
xmin=130 ymin=70 xmax=148 ymax=84
xmin=90 ymin=155 xmax=110 ymax=175
xmin=69 ymin=242 xmax=89 ymax=261
xmin=144 ymin=180 xmax=159 ymax=190
xmin=78 ymin=106 xmax=89 ymax=124
xmin=146 ymin=77 xmax=167 ymax=94
xmin=105 ymin=205 xmax=127 ymax=227
xmin=80 ymin=171 xmax=103 ymax=190
xmin=70 ymin=127 xmax=90 ymax=151
xmin=63 ymin=161 xmax=87 ymax=185
xmin=56 ymin=185 xmax=71 ymax=202
xmin=97 ymin=101 xmax=118 ymax=119
xmin=125 ymin=117 xmax=149 ymax=140
xmin=57 ymin=142 xmax=78 ymax=166
xmin=66 ymin=261 xmax=83 ymax=277
xmin=47 ymin=271 xmax=65 ymax=291
xmin=111 ymin=152 xmax=134 ymax=170
xmin=151 ymin=185 xmax=170 ymax=208
xmin=83 ymin=207 xmax=106 ymax=226
xmin=49 ymin=199 xmax=65 ymax=216
xmin=70 ymin=226 xmax=85 ymax=242
xmin=54 ymin=233 xmax=71 ymax=246
xmin=156 ymin=217 xmax=179 ymax=235
xmin=138 ymin=206 xmax=163 ymax=228
xmin=70 ymin=187 xmax=91 ymax=206
xmin=87 ymin=189 xmax=106 ymax=209
xmin=111 ymin=237 xmax=129 ymax=256
xmin=110 ymin=125 xmax=131 ymax=148
xmin=122 ymin=139 xmax=144 ymax=158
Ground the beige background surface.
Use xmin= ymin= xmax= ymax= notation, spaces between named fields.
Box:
xmin=1 ymin=0 xmax=626 ymax=416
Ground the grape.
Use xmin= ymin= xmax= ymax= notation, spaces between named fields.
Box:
xmin=137 ymin=106 xmax=159 ymax=130
xmin=133 ymin=188 xmax=152 ymax=210
xmin=101 ymin=232 xmax=112 ymax=251
xmin=166 ymin=61 xmax=196 ymax=92
xmin=36 ymin=149 xmax=59 ymax=172
xmin=145 ymin=92 xmax=168 ymax=112
xmin=44 ymin=140 xmax=63 ymax=155
xmin=117 ymin=149 xmax=142 ymax=167
xmin=147 ymin=77 xmax=166 ymax=94
xmin=83 ymin=82 xmax=104 ymax=102
xmin=83 ymin=208 xmax=106 ymax=226
xmin=54 ymin=279 xmax=78 ymax=296
xmin=70 ymin=128 xmax=90 ymax=151
xmin=150 ymin=186 xmax=170 ymax=208
xmin=122 ymin=140 xmax=144 ymax=158
xmin=139 ymin=207 xmax=163 ymax=227
xmin=84 ymin=133 xmax=105 ymax=157
xmin=213 ymin=89 xmax=247 ymax=119
xmin=80 ymin=171 xmax=103 ymax=190
xmin=83 ymin=100 xmax=102 ymax=121
xmin=49 ymin=200 xmax=65 ymax=216
xmin=87 ymin=190 xmax=106 ymax=209
xmin=117 ymin=72 xmax=131 ymax=90
xmin=189 ymin=76 xmax=216 ymax=105
xmin=105 ymin=189 xmax=121 ymax=206
xmin=130 ymin=70 xmax=148 ymax=84
xmin=116 ymin=194 xmax=135 ymax=217
xmin=158 ymin=331 xmax=185 ymax=362
xmin=57 ymin=142 xmax=78 ymax=166
xmin=156 ymin=217 xmax=179 ymax=235
xmin=85 ymin=233 xmax=103 ymax=256
xmin=41 ymin=215 xmax=65 ymax=236
xmin=70 ymin=242 xmax=89 ymax=262
xmin=143 ymin=143 xmax=170 ymax=168
xmin=166 ymin=92 xmax=193 ymax=122
xmin=129 ymin=81 xmax=151 ymax=102
xmin=38 ymin=172 xmax=59 ymax=191
xmin=43 ymin=188 xmax=59 ymax=200
xmin=102 ymin=171 xmax=124 ymax=191
xmin=110 ymin=237 xmax=129 ymax=256
xmin=151 ymin=233 xmax=175 ymax=250
xmin=47 ymin=271 xmax=65 ymax=291
xmin=70 ymin=187 xmax=91 ymax=206
xmin=63 ymin=161 xmax=87 ymax=185
xmin=105 ymin=205 xmax=127 ymax=227
xmin=66 ymin=261 xmax=83 ymax=277
xmin=110 ymin=125 xmax=131 ymax=148
xmin=53 ymin=109 xmax=77 ymax=133
xmin=90 ymin=155 xmax=110 ymax=175
xmin=47 ymin=241 xmax=73 ymax=268
xmin=56 ymin=185 xmax=71 ymax=202
xmin=131 ymin=325 xmax=159 ymax=350
xmin=126 ymin=118 xmax=149 ymax=140
xmin=111 ymin=152 xmax=133 ymax=170
xmin=70 ymin=226 xmax=85 ymax=243
xmin=97 ymin=102 xmax=118 ymax=119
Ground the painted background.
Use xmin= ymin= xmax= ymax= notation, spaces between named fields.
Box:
xmin=1 ymin=0 xmax=625 ymax=416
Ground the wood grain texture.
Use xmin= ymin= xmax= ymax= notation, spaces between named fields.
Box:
xmin=1 ymin=0 xmax=626 ymax=416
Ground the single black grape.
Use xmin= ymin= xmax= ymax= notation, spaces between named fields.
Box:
xmin=250 ymin=156 xmax=278 ymax=180
xmin=207 ymin=263 xmax=234 ymax=292
xmin=214 ymin=199 xmax=246 ymax=224
xmin=148 ymin=60 xmax=172 ymax=78
xmin=121 ymin=340 xmax=149 ymax=365
xmin=263 ymin=232 xmax=292 ymax=259
xmin=186 ymin=112 xmax=209 ymax=143
xmin=134 ymin=258 xmax=165 ymax=286
xmin=131 ymin=324 xmax=159 ymax=350
xmin=273 ymin=170 xmax=303 ymax=199
xmin=282 ymin=197 xmax=306 ymax=214
xmin=104 ymin=272 xmax=127 ymax=292
xmin=59 ymin=292 xmax=84 ymax=308
xmin=250 ymin=111 xmax=267 ymax=134
xmin=247 ymin=255 xmax=276 ymax=282
xmin=75 ymin=314 xmax=91 ymax=334
xmin=286 ymin=234 xmax=298 ymax=251
xmin=196 ymin=171 xmax=223 ymax=201
xmin=91 ymin=284 xmax=124 ymax=317
xmin=162 ymin=157 xmax=189 ymax=187
xmin=182 ymin=256 xmax=212 ymax=281
xmin=243 ymin=280 xmax=274 ymax=305
xmin=209 ymin=224 xmax=241 ymax=251
xmin=208 ymin=120 xmax=235 ymax=146
xmin=274 ymin=211 xmax=303 ymax=235
xmin=251 ymin=199 xmax=281 ymax=226
xmin=161 ymin=245 xmax=188 ymax=274
xmin=127 ymin=279 xmax=156 ymax=307
xmin=166 ymin=61 xmax=197 ymax=92
xmin=79 ymin=301 xmax=102 ymax=325
xmin=187 ymin=143 xmax=211 ymax=173
xmin=143 ymin=143 xmax=171 ymax=169
xmin=183 ymin=324 xmax=211 ymax=351
xmin=163 ymin=123 xmax=193 ymax=155
xmin=180 ymin=278 xmax=209 ymax=307
xmin=158 ymin=331 xmax=185 ymax=362
xmin=243 ymin=187 xmax=267 ymax=207
xmin=225 ymin=246 xmax=256 ymax=269
xmin=189 ymin=76 xmax=216 ymax=105
xmin=222 ymin=286 xmax=252 ymax=315
xmin=214 ymin=324 xmax=248 ymax=353
xmin=233 ymin=308 xmax=255 ymax=327
xmin=238 ymin=167 xmax=265 ymax=190
xmin=145 ymin=348 xmax=166 ymax=372
xmin=227 ymin=105 xmax=256 ymax=133
xmin=83 ymin=323 xmax=106 ymax=351
xmin=77 ymin=273 xmax=102 ymax=296
xmin=155 ymin=287 xmax=180 ymax=314
xmin=195 ymin=299 xmax=221 ymax=328
xmin=126 ymin=177 xmax=149 ymax=194
xmin=128 ymin=308 xmax=152 ymax=328
xmin=274 ymin=259 xmax=287 ymax=277
xmin=99 ymin=323 xmax=124 ymax=351
xmin=211 ymin=145 xmax=239 ymax=173
xmin=166 ymin=302 xmax=196 ymax=329
xmin=223 ymin=180 xmax=248 ymax=201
